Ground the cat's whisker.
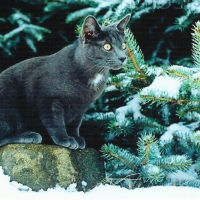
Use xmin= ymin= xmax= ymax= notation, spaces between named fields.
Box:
xmin=82 ymin=62 xmax=104 ymax=75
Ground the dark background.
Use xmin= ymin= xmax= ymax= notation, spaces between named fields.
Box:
xmin=0 ymin=1 xmax=194 ymax=70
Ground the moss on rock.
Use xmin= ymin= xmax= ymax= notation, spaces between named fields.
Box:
xmin=0 ymin=144 xmax=105 ymax=191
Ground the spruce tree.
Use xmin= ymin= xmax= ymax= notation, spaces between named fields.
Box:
xmin=0 ymin=10 xmax=50 ymax=56
xmin=90 ymin=21 xmax=200 ymax=188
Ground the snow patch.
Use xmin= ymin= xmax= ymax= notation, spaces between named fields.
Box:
xmin=141 ymin=75 xmax=182 ymax=99
xmin=105 ymin=85 xmax=118 ymax=92
xmin=81 ymin=181 xmax=87 ymax=187
xmin=187 ymin=1 xmax=200 ymax=14
xmin=121 ymin=77 xmax=133 ymax=87
xmin=1 ymin=166 xmax=200 ymax=200
xmin=115 ymin=95 xmax=142 ymax=124
xmin=11 ymin=181 xmax=31 ymax=192
xmin=160 ymin=123 xmax=191 ymax=146
xmin=146 ymin=66 xmax=163 ymax=76
xmin=193 ymin=71 xmax=200 ymax=78
xmin=166 ymin=164 xmax=198 ymax=183
xmin=66 ymin=183 xmax=77 ymax=192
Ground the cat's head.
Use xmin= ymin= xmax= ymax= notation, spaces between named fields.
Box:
xmin=80 ymin=14 xmax=131 ymax=70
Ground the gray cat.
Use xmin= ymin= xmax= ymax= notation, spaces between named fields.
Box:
xmin=0 ymin=14 xmax=130 ymax=149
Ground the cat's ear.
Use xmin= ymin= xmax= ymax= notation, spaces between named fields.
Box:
xmin=116 ymin=14 xmax=131 ymax=34
xmin=82 ymin=16 xmax=101 ymax=43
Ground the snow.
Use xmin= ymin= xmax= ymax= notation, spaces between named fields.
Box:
xmin=160 ymin=121 xmax=200 ymax=146
xmin=144 ymin=0 xmax=169 ymax=7
xmin=1 ymin=165 xmax=200 ymax=200
xmin=121 ymin=76 xmax=133 ymax=87
xmin=193 ymin=71 xmax=200 ymax=78
xmin=141 ymin=75 xmax=182 ymax=99
xmin=115 ymin=94 xmax=142 ymax=124
xmin=187 ymin=1 xmax=200 ymax=14
xmin=105 ymin=85 xmax=118 ymax=92
xmin=160 ymin=123 xmax=191 ymax=146
xmin=166 ymin=164 xmax=198 ymax=183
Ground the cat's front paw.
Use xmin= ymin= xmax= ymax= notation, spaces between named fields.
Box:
xmin=20 ymin=131 xmax=42 ymax=144
xmin=54 ymin=136 xmax=85 ymax=149
xmin=55 ymin=137 xmax=79 ymax=149
xmin=74 ymin=136 xmax=86 ymax=149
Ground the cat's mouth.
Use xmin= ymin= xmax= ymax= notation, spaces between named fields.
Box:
xmin=111 ymin=58 xmax=127 ymax=70
xmin=109 ymin=65 xmax=123 ymax=70
xmin=112 ymin=66 xmax=122 ymax=70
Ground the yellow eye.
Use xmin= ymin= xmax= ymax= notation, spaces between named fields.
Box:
xmin=103 ymin=43 xmax=112 ymax=51
xmin=122 ymin=42 xmax=126 ymax=50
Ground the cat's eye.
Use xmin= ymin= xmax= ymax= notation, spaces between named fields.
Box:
xmin=103 ymin=43 xmax=112 ymax=51
xmin=122 ymin=42 xmax=126 ymax=50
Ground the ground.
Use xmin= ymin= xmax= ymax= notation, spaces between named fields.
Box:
xmin=1 ymin=167 xmax=200 ymax=200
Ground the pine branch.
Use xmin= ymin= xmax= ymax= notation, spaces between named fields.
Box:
xmin=133 ymin=117 xmax=166 ymax=135
xmin=0 ymin=10 xmax=51 ymax=55
xmin=159 ymin=140 xmax=175 ymax=155
xmin=151 ymin=156 xmax=192 ymax=172
xmin=177 ymin=103 xmax=200 ymax=119
xmin=174 ymin=130 xmax=200 ymax=151
xmin=125 ymin=29 xmax=151 ymax=85
xmin=127 ymin=47 xmax=146 ymax=78
xmin=107 ymin=72 xmax=147 ymax=92
xmin=141 ymin=164 xmax=165 ymax=184
xmin=108 ymin=118 xmax=134 ymax=137
xmin=140 ymin=95 xmax=195 ymax=104
xmin=137 ymin=134 xmax=160 ymax=165
xmin=166 ymin=65 xmax=199 ymax=78
xmin=172 ymin=179 xmax=200 ymax=188
xmin=166 ymin=69 xmax=189 ymax=79
xmin=192 ymin=21 xmax=200 ymax=68
xmin=102 ymin=144 xmax=141 ymax=169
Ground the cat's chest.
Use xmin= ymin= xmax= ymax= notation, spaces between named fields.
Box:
xmin=89 ymin=73 xmax=106 ymax=91
xmin=69 ymin=72 xmax=107 ymax=106
xmin=64 ymin=74 xmax=107 ymax=118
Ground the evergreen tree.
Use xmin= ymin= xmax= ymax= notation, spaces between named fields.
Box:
xmin=89 ymin=21 xmax=200 ymax=188
xmin=0 ymin=10 xmax=50 ymax=56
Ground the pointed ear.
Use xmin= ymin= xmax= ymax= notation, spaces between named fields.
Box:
xmin=81 ymin=16 xmax=101 ymax=43
xmin=116 ymin=14 xmax=131 ymax=34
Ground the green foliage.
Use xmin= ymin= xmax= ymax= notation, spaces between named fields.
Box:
xmin=44 ymin=0 xmax=200 ymax=30
xmin=192 ymin=21 xmax=200 ymax=67
xmin=96 ymin=19 xmax=200 ymax=188
xmin=102 ymin=134 xmax=192 ymax=186
xmin=0 ymin=10 xmax=50 ymax=55
xmin=2 ymin=0 xmax=200 ymax=64
xmin=174 ymin=0 xmax=200 ymax=31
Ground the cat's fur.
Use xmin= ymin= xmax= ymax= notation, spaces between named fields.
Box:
xmin=0 ymin=14 xmax=130 ymax=149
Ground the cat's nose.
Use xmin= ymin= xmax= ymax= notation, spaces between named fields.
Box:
xmin=118 ymin=57 xmax=126 ymax=63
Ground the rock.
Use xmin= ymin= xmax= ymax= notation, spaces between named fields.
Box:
xmin=0 ymin=144 xmax=105 ymax=191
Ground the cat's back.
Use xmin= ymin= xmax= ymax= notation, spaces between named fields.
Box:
xmin=13 ymin=42 xmax=77 ymax=75
xmin=0 ymin=43 xmax=78 ymax=100
xmin=0 ymin=42 xmax=76 ymax=82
